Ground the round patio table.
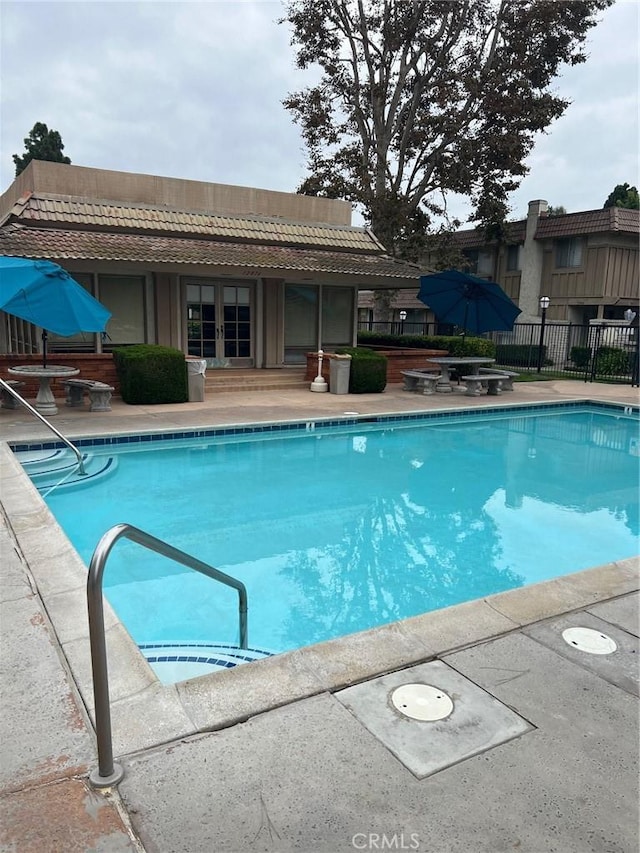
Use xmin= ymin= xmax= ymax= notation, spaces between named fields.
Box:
xmin=8 ymin=365 xmax=79 ymax=416
xmin=428 ymin=357 xmax=496 ymax=393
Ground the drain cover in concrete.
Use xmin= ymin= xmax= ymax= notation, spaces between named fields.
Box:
xmin=335 ymin=660 xmax=532 ymax=779
xmin=524 ymin=611 xmax=639 ymax=696
xmin=391 ymin=683 xmax=454 ymax=721
xmin=562 ymin=626 xmax=617 ymax=655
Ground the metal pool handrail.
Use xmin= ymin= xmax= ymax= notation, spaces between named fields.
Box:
xmin=0 ymin=377 xmax=87 ymax=475
xmin=86 ymin=522 xmax=249 ymax=788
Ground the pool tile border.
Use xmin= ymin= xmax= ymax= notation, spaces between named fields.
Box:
xmin=8 ymin=399 xmax=638 ymax=453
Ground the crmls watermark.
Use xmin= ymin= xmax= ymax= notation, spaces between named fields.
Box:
xmin=351 ymin=832 xmax=420 ymax=850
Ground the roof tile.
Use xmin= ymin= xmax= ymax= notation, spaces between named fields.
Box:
xmin=7 ymin=193 xmax=381 ymax=253
xmin=535 ymin=207 xmax=640 ymax=238
xmin=0 ymin=225 xmax=419 ymax=282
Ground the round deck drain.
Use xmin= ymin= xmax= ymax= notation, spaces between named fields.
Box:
xmin=562 ymin=626 xmax=617 ymax=655
xmin=391 ymin=683 xmax=454 ymax=721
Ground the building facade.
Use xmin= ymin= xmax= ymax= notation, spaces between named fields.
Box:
xmin=359 ymin=199 xmax=639 ymax=327
xmin=0 ymin=161 xmax=419 ymax=367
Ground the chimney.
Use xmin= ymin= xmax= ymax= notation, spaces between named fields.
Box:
xmin=518 ymin=200 xmax=548 ymax=321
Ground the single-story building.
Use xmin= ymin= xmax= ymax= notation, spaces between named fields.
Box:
xmin=0 ymin=161 xmax=420 ymax=371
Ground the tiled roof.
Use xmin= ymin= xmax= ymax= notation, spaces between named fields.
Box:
xmin=4 ymin=192 xmax=382 ymax=253
xmin=451 ymin=207 xmax=639 ymax=248
xmin=453 ymin=221 xmax=527 ymax=249
xmin=534 ymin=207 xmax=640 ymax=238
xmin=0 ymin=225 xmax=420 ymax=282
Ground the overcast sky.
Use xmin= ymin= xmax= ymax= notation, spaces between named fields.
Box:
xmin=1 ymin=0 xmax=638 ymax=228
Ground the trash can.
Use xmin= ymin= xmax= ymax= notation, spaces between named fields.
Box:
xmin=186 ymin=358 xmax=207 ymax=402
xmin=329 ymin=353 xmax=351 ymax=394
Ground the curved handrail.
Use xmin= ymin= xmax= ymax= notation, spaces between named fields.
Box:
xmin=0 ymin=377 xmax=86 ymax=475
xmin=86 ymin=523 xmax=248 ymax=787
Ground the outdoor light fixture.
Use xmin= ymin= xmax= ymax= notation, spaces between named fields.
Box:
xmin=537 ymin=296 xmax=550 ymax=374
xmin=399 ymin=309 xmax=407 ymax=335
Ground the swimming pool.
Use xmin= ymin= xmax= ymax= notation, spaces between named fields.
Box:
xmin=12 ymin=402 xmax=639 ymax=679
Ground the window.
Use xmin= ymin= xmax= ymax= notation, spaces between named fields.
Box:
xmin=284 ymin=284 xmax=354 ymax=364
xmin=98 ymin=275 xmax=146 ymax=346
xmin=506 ymin=245 xmax=522 ymax=271
xmin=462 ymin=249 xmax=493 ymax=277
xmin=284 ymin=285 xmax=318 ymax=364
xmin=321 ymin=286 xmax=353 ymax=347
xmin=47 ymin=273 xmax=96 ymax=352
xmin=186 ymin=282 xmax=216 ymax=358
xmin=555 ymin=238 xmax=583 ymax=268
xmin=48 ymin=273 xmax=146 ymax=352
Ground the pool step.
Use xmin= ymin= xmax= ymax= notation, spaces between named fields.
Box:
xmin=13 ymin=448 xmax=118 ymax=491
xmin=139 ymin=642 xmax=275 ymax=684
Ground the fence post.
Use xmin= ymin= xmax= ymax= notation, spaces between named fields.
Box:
xmin=588 ymin=324 xmax=603 ymax=383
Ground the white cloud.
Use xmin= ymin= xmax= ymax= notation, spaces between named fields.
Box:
xmin=1 ymin=0 xmax=637 ymax=224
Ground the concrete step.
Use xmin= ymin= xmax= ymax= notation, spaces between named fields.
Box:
xmin=204 ymin=369 xmax=308 ymax=393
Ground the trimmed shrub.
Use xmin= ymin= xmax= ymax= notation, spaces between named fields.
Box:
xmin=337 ymin=347 xmax=387 ymax=393
xmin=570 ymin=346 xmax=591 ymax=368
xmin=357 ymin=330 xmax=495 ymax=358
xmin=594 ymin=346 xmax=631 ymax=376
xmin=494 ymin=343 xmax=551 ymax=368
xmin=113 ymin=345 xmax=188 ymax=404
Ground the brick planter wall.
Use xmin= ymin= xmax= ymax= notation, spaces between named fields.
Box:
xmin=0 ymin=353 xmax=119 ymax=399
xmin=305 ymin=349 xmax=449 ymax=385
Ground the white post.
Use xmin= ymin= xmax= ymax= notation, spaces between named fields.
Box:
xmin=310 ymin=349 xmax=328 ymax=392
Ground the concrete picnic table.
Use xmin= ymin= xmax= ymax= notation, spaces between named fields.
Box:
xmin=427 ymin=356 xmax=496 ymax=393
xmin=8 ymin=364 xmax=79 ymax=415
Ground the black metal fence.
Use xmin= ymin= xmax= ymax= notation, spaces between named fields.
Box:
xmin=357 ymin=320 xmax=639 ymax=385
xmin=358 ymin=320 xmax=456 ymax=337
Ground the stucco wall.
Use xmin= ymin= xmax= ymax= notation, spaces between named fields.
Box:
xmin=0 ymin=161 xmax=353 ymax=226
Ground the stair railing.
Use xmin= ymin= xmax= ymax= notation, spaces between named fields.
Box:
xmin=86 ymin=522 xmax=248 ymax=788
xmin=0 ymin=377 xmax=86 ymax=475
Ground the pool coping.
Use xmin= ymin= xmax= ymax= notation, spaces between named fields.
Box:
xmin=1 ymin=398 xmax=639 ymax=762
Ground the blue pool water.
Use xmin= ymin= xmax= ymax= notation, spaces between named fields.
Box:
xmin=15 ymin=403 xmax=640 ymax=658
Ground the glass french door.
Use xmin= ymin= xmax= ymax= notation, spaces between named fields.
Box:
xmin=185 ymin=279 xmax=253 ymax=367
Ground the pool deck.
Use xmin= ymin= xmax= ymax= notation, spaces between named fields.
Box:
xmin=1 ymin=379 xmax=639 ymax=853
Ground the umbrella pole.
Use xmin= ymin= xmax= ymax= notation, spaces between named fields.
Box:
xmin=461 ymin=302 xmax=469 ymax=346
xmin=42 ymin=330 xmax=48 ymax=368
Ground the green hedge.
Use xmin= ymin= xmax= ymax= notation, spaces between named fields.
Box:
xmin=113 ymin=344 xmax=188 ymax=404
xmin=594 ymin=346 xmax=633 ymax=375
xmin=336 ymin=347 xmax=387 ymax=393
xmin=569 ymin=346 xmax=591 ymax=368
xmin=570 ymin=346 xmax=632 ymax=375
xmin=357 ymin=330 xmax=495 ymax=358
xmin=494 ymin=343 xmax=551 ymax=367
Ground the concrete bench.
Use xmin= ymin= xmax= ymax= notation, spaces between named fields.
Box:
xmin=64 ymin=378 xmax=114 ymax=412
xmin=477 ymin=367 xmax=518 ymax=391
xmin=462 ymin=374 xmax=505 ymax=397
xmin=1 ymin=379 xmax=25 ymax=409
xmin=401 ymin=370 xmax=440 ymax=395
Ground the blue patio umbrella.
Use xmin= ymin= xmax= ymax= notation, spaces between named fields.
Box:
xmin=418 ymin=269 xmax=521 ymax=337
xmin=0 ymin=256 xmax=111 ymax=366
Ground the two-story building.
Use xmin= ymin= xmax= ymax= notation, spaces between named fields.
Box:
xmin=359 ymin=199 xmax=639 ymax=328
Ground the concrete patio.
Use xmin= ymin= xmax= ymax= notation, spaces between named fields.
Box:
xmin=1 ymin=378 xmax=638 ymax=853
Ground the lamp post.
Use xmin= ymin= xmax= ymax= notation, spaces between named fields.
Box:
xmin=399 ymin=310 xmax=407 ymax=336
xmin=536 ymin=296 xmax=550 ymax=374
